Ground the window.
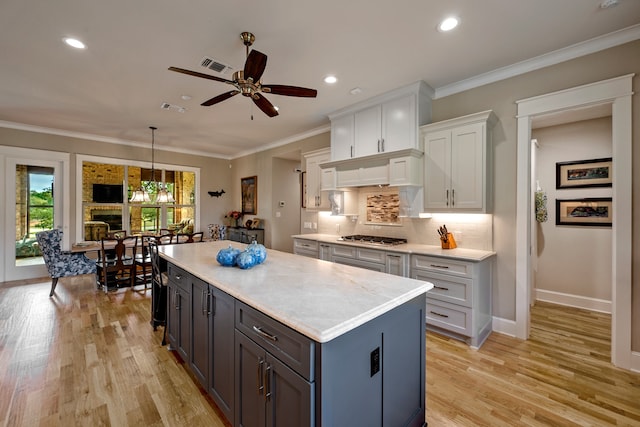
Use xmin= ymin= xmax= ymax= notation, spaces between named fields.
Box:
xmin=77 ymin=156 xmax=199 ymax=241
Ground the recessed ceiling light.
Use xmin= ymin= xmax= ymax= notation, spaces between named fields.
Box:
xmin=181 ymin=95 xmax=192 ymax=101
xmin=350 ymin=87 xmax=362 ymax=95
xmin=324 ymin=75 xmax=337 ymax=84
xmin=438 ymin=16 xmax=459 ymax=32
xmin=63 ymin=37 xmax=86 ymax=49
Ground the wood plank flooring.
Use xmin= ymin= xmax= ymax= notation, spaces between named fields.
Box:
xmin=1 ymin=276 xmax=639 ymax=426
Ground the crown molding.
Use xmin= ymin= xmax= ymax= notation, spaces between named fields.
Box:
xmin=434 ymin=24 xmax=640 ymax=99
xmin=230 ymin=124 xmax=331 ymax=160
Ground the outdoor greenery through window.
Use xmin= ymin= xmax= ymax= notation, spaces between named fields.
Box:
xmin=15 ymin=165 xmax=53 ymax=258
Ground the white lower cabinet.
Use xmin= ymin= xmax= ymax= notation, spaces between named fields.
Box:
xmin=411 ymin=254 xmax=493 ymax=348
xmin=293 ymin=238 xmax=319 ymax=258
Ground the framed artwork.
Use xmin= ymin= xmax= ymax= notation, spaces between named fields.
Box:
xmin=241 ymin=176 xmax=257 ymax=214
xmin=555 ymin=197 xmax=612 ymax=227
xmin=556 ymin=157 xmax=612 ymax=189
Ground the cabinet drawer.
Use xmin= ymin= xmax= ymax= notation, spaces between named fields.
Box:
xmin=357 ymin=248 xmax=386 ymax=264
xmin=331 ymin=245 xmax=357 ymax=259
xmin=413 ymin=270 xmax=472 ymax=307
xmin=412 ymin=255 xmax=473 ymax=278
xmin=235 ymin=301 xmax=314 ymax=381
xmin=294 ymin=239 xmax=319 ymax=258
xmin=167 ymin=264 xmax=189 ymax=290
xmin=426 ymin=299 xmax=472 ymax=337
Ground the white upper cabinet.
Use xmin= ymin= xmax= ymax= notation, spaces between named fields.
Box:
xmin=422 ymin=111 xmax=496 ymax=213
xmin=304 ymin=148 xmax=331 ymax=210
xmin=329 ymin=81 xmax=433 ymax=161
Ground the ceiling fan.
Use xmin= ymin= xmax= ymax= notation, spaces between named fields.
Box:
xmin=169 ymin=32 xmax=317 ymax=118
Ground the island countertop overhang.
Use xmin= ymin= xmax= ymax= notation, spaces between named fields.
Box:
xmin=159 ymin=241 xmax=432 ymax=343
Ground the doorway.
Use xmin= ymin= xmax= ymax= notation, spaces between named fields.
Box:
xmin=515 ymin=75 xmax=633 ymax=369
xmin=2 ymin=147 xmax=70 ymax=282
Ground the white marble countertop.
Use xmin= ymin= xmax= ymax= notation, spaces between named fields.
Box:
xmin=159 ymin=241 xmax=433 ymax=343
xmin=292 ymin=233 xmax=496 ymax=262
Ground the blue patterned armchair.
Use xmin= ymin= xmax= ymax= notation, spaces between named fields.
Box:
xmin=36 ymin=229 xmax=97 ymax=297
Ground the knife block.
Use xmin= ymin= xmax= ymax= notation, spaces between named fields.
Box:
xmin=440 ymin=233 xmax=457 ymax=249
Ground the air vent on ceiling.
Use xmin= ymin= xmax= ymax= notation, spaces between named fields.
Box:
xmin=200 ymin=56 xmax=233 ymax=74
xmin=160 ymin=102 xmax=186 ymax=113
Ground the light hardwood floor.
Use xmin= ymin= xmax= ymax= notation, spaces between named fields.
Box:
xmin=1 ymin=276 xmax=638 ymax=426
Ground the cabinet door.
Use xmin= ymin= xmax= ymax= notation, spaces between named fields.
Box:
xmin=424 ymin=130 xmax=452 ymax=210
xmin=191 ymin=278 xmax=209 ymax=388
xmin=266 ymin=353 xmax=313 ymax=427
xmin=382 ymin=94 xmax=416 ymax=153
xmin=178 ymin=287 xmax=191 ymax=362
xmin=166 ymin=282 xmax=180 ymax=349
xmin=450 ymin=122 xmax=485 ymax=210
xmin=305 ymin=151 xmax=331 ymax=209
xmin=385 ymin=253 xmax=407 ymax=277
xmin=331 ymin=115 xmax=354 ymax=161
xmin=209 ymin=288 xmax=235 ymax=423
xmin=236 ymin=331 xmax=267 ymax=427
xmin=354 ymin=105 xmax=382 ymax=157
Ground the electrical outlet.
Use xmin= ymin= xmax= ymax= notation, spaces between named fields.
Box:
xmin=304 ymin=222 xmax=312 ymax=229
xmin=370 ymin=347 xmax=380 ymax=377
xmin=336 ymin=223 xmax=340 ymax=233
xmin=313 ymin=222 xmax=317 ymax=230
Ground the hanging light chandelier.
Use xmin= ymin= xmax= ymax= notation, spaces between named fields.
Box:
xmin=129 ymin=126 xmax=174 ymax=203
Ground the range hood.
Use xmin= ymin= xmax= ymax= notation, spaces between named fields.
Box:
xmin=320 ymin=149 xmax=424 ymax=217
xmin=319 ymin=148 xmax=423 ymax=189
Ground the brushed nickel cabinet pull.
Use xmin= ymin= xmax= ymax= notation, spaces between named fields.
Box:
xmin=452 ymin=189 xmax=455 ymax=206
xmin=252 ymin=326 xmax=278 ymax=341
xmin=434 ymin=285 xmax=450 ymax=291
xmin=264 ymin=364 xmax=272 ymax=402
xmin=446 ymin=189 xmax=449 ymax=206
xmin=430 ymin=311 xmax=449 ymax=318
xmin=430 ymin=264 xmax=450 ymax=269
xmin=257 ymin=358 xmax=264 ymax=395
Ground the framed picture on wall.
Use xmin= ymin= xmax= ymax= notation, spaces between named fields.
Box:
xmin=241 ymin=176 xmax=257 ymax=214
xmin=556 ymin=157 xmax=612 ymax=189
xmin=555 ymin=197 xmax=612 ymax=227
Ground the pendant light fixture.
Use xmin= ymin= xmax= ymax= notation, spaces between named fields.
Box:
xmin=151 ymin=126 xmax=175 ymax=203
xmin=129 ymin=127 xmax=152 ymax=203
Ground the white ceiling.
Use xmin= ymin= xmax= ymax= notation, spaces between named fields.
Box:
xmin=1 ymin=0 xmax=638 ymax=159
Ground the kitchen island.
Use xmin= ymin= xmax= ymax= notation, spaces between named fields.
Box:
xmin=159 ymin=240 xmax=432 ymax=427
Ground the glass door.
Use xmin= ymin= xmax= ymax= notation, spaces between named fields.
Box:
xmin=3 ymin=150 xmax=68 ymax=282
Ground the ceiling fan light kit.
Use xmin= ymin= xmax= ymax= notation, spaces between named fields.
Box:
xmin=169 ymin=32 xmax=317 ymax=118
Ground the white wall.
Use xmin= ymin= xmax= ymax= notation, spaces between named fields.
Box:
xmin=271 ymin=157 xmax=301 ymax=253
xmin=533 ymin=117 xmax=612 ymax=305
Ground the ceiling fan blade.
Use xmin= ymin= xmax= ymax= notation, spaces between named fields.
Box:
xmin=168 ymin=66 xmax=234 ymax=84
xmin=243 ymin=50 xmax=268 ymax=82
xmin=262 ymin=84 xmax=318 ymax=98
xmin=201 ymin=90 xmax=240 ymax=106
xmin=252 ymin=93 xmax=278 ymax=117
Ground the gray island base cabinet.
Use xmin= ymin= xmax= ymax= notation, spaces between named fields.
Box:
xmin=159 ymin=241 xmax=430 ymax=427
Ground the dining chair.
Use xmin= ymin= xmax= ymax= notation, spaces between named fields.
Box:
xmin=96 ymin=235 xmax=138 ymax=291
xmin=36 ymin=229 xmax=97 ymax=297
xmin=149 ymin=240 xmax=169 ymax=343
xmin=155 ymin=233 xmax=175 ymax=245
xmin=133 ymin=236 xmax=153 ymax=288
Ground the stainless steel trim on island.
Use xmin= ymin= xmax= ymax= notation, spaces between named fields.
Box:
xmin=159 ymin=241 xmax=433 ymax=427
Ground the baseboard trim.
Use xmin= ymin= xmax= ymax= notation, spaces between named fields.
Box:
xmin=535 ymin=289 xmax=611 ymax=314
xmin=492 ymin=316 xmax=517 ymax=337
xmin=631 ymin=352 xmax=640 ymax=373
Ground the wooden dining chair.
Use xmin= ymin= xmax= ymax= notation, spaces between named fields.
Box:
xmin=133 ymin=236 xmax=153 ymax=288
xmin=96 ymin=235 xmax=138 ymax=292
xmin=148 ymin=240 xmax=169 ymax=342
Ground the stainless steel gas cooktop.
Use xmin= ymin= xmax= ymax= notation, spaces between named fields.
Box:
xmin=339 ymin=235 xmax=408 ymax=246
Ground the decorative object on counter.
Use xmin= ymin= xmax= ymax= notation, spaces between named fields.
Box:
xmin=207 ymin=189 xmax=226 ymax=197
xmin=246 ymin=217 xmax=261 ymax=229
xmin=225 ymin=210 xmax=243 ymax=227
xmin=535 ymin=190 xmax=548 ymax=223
xmin=241 ymin=175 xmax=257 ymax=214
xmin=235 ymin=251 xmax=257 ymax=269
xmin=216 ymin=245 xmax=242 ymax=266
xmin=246 ymin=241 xmax=267 ymax=264
xmin=556 ymin=157 xmax=612 ymax=189
xmin=438 ymin=225 xmax=457 ymax=249
xmin=555 ymin=197 xmax=612 ymax=227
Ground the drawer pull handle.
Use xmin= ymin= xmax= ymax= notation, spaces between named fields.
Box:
xmin=175 ymin=274 xmax=182 ymax=280
xmin=430 ymin=264 xmax=450 ymax=269
xmin=252 ymin=326 xmax=278 ymax=342
xmin=430 ymin=310 xmax=449 ymax=318
xmin=434 ymin=285 xmax=449 ymax=291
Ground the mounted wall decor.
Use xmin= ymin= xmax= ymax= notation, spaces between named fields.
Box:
xmin=555 ymin=197 xmax=612 ymax=227
xmin=241 ymin=176 xmax=257 ymax=214
xmin=208 ymin=189 xmax=226 ymax=197
xmin=556 ymin=157 xmax=613 ymax=189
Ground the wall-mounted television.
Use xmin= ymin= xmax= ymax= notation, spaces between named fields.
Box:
xmin=93 ymin=184 xmax=124 ymax=203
